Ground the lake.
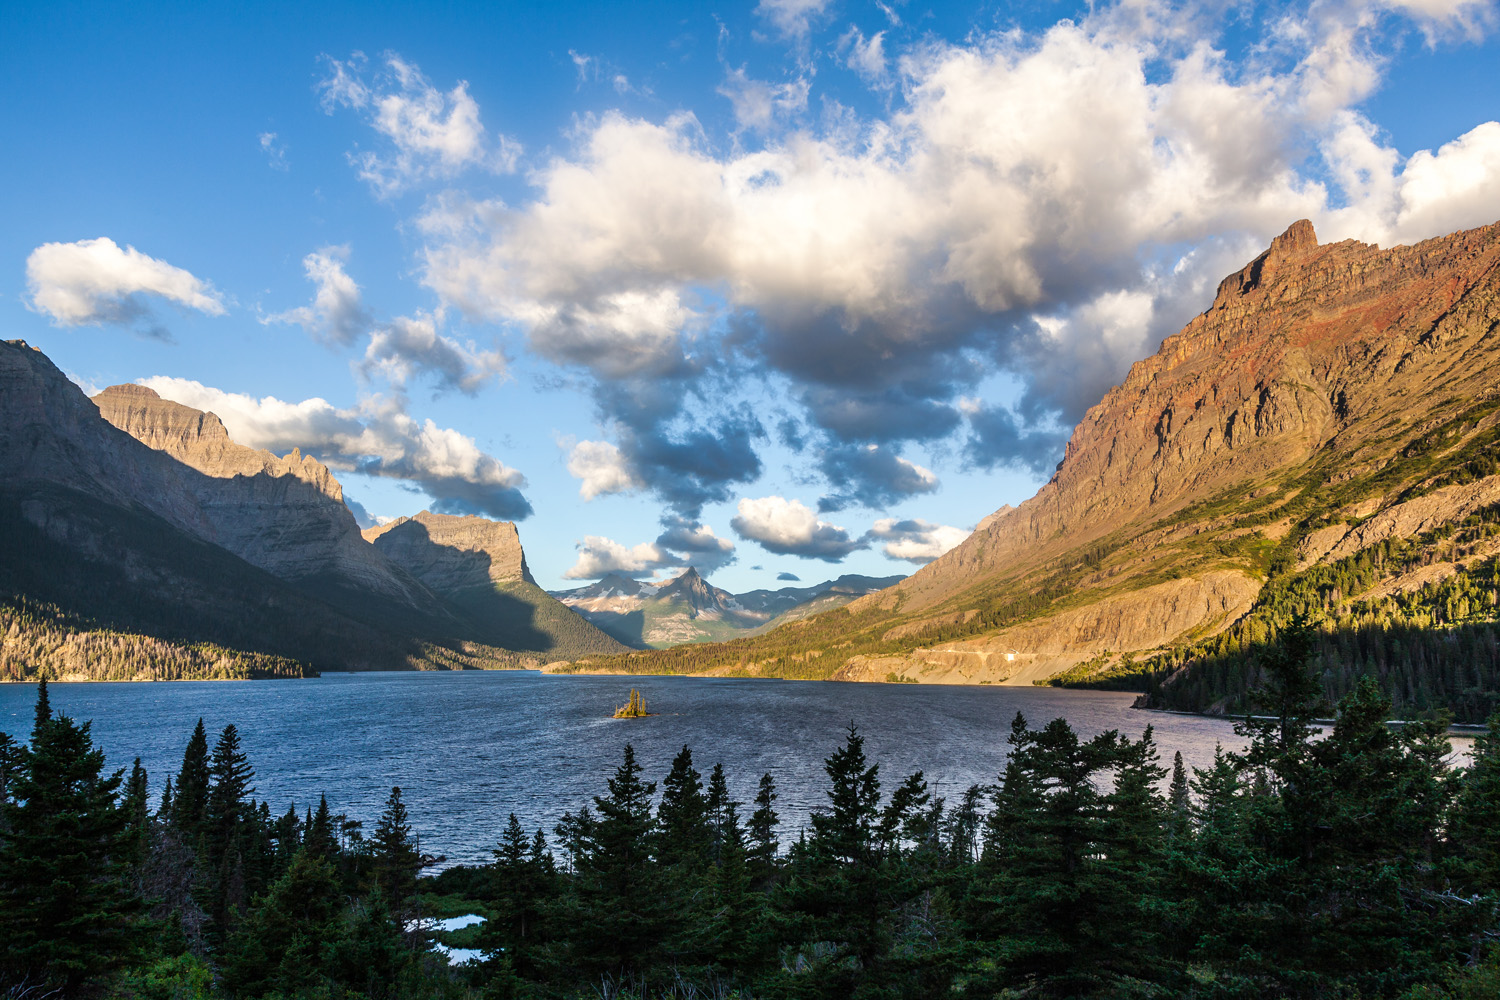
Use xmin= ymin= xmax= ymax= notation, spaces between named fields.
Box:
xmin=0 ymin=670 xmax=1426 ymax=866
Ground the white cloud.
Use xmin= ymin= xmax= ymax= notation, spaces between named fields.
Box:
xmin=839 ymin=27 xmax=888 ymax=85
xmin=319 ymin=52 xmax=520 ymax=197
xmin=567 ymin=439 xmax=643 ymax=499
xmin=755 ymin=0 xmax=832 ymax=40
xmin=718 ymin=67 xmax=811 ymax=131
xmin=263 ymin=246 xmax=369 ymax=345
xmin=360 ymin=311 xmax=506 ymax=394
xmin=138 ymin=377 xmax=530 ymax=518
xmin=868 ymin=517 xmax=970 ymax=564
xmin=564 ymin=535 xmax=673 ymax=579
xmin=731 ymin=495 xmax=867 ymax=561
xmin=259 ymin=131 xmax=288 ymax=170
xmin=26 ymin=237 xmax=225 ymax=333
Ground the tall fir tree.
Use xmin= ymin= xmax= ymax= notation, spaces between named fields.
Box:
xmin=656 ymin=745 xmax=710 ymax=867
xmin=370 ymin=786 xmax=422 ymax=906
xmin=172 ymin=719 xmax=211 ymax=840
xmin=0 ymin=692 xmax=144 ymax=991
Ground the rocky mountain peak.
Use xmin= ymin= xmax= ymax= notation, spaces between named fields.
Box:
xmin=93 ymin=384 xmax=342 ymax=501
xmin=363 ymin=509 xmax=535 ymax=591
xmin=867 ymin=217 xmax=1500 ymax=625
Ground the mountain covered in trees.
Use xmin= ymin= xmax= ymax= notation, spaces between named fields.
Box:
xmin=0 ymin=341 xmax=624 ymax=681
xmin=564 ymin=219 xmax=1500 ymax=721
xmin=4 ymin=654 xmax=1500 ymax=998
xmin=551 ymin=569 xmax=904 ymax=648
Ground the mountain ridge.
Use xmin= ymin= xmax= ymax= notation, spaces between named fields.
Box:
xmin=553 ymin=218 xmax=1500 ymax=719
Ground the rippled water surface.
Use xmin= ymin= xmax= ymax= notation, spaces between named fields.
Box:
xmin=3 ymin=671 xmax=1257 ymax=865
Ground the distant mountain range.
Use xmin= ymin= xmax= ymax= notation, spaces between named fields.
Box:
xmin=554 ymin=219 xmax=1500 ymax=722
xmin=0 ymin=342 xmax=626 ymax=681
xmin=550 ymin=569 xmax=904 ymax=648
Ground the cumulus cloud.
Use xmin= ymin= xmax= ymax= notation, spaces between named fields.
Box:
xmin=264 ymin=246 xmax=370 ymax=345
xmin=567 ymin=439 xmax=643 ymax=500
xmin=819 ymin=444 xmax=939 ymax=511
xmin=360 ymin=312 xmax=506 ymax=395
xmin=26 ymin=237 xmax=225 ymax=336
xmin=731 ymin=495 xmax=868 ymax=561
xmin=868 ymin=518 xmax=970 ymax=564
xmin=414 ymin=4 xmax=1500 ymax=504
xmin=564 ymin=536 xmax=673 ymax=579
xmin=319 ymin=52 xmax=519 ymax=197
xmin=562 ymin=515 xmax=737 ymax=580
xmin=655 ymin=514 xmax=737 ymax=574
xmin=138 ymin=377 xmax=531 ymax=519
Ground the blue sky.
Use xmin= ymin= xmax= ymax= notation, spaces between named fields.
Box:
xmin=4 ymin=0 xmax=1499 ymax=592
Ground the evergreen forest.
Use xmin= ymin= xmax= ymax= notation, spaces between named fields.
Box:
xmin=4 ymin=632 xmax=1500 ymax=1000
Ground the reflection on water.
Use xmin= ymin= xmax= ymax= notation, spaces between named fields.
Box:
xmin=0 ymin=670 xmax=1298 ymax=865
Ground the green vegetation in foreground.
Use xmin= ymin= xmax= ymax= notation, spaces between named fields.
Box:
xmin=5 ymin=629 xmax=1500 ymax=999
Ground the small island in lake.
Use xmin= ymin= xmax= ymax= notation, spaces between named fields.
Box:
xmin=613 ymin=688 xmax=651 ymax=718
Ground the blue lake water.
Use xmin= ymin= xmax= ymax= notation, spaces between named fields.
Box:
xmin=0 ymin=671 xmax=1277 ymax=865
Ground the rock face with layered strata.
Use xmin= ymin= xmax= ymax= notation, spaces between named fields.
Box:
xmin=363 ymin=510 xmax=536 ymax=591
xmin=93 ymin=384 xmax=435 ymax=606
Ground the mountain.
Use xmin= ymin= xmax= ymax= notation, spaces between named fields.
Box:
xmin=556 ymin=219 xmax=1500 ymax=720
xmin=551 ymin=570 xmax=904 ymax=648
xmin=364 ymin=511 xmax=628 ymax=660
xmin=735 ymin=574 xmax=906 ymax=627
xmin=0 ymin=339 xmax=446 ymax=677
xmin=0 ymin=341 xmax=622 ymax=680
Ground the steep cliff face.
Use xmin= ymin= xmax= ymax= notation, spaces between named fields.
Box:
xmin=881 ymin=219 xmax=1500 ymax=619
xmin=363 ymin=510 xmax=536 ymax=589
xmin=92 ymin=384 xmax=440 ymax=608
xmin=365 ymin=510 xmax=631 ymax=659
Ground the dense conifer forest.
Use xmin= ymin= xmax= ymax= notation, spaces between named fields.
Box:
xmin=3 ymin=631 xmax=1500 ymax=999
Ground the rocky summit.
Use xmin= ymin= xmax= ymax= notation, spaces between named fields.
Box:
xmin=571 ymin=219 xmax=1500 ymax=718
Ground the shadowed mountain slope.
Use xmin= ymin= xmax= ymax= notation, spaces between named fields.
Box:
xmin=365 ymin=511 xmax=629 ymax=659
xmin=554 ymin=219 xmax=1500 ymax=719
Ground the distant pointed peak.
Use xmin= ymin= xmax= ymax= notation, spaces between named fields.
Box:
xmin=1270 ymin=219 xmax=1318 ymax=258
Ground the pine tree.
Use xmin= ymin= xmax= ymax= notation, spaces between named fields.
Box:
xmin=480 ymin=814 xmax=554 ymax=978
xmin=747 ymin=771 xmax=780 ymax=877
xmin=371 ymin=786 xmax=422 ymax=906
xmin=32 ymin=676 xmax=50 ymax=736
xmin=656 ymin=744 xmax=710 ymax=866
xmin=123 ymin=757 xmax=152 ymax=867
xmin=1167 ymin=750 xmax=1191 ymax=841
xmin=172 ymin=719 xmax=211 ymax=839
xmin=222 ymin=849 xmax=342 ymax=997
xmin=811 ymin=723 xmax=880 ymax=865
xmin=306 ymin=794 xmax=339 ymax=860
xmin=565 ymin=743 xmax=664 ymax=980
xmin=705 ymin=762 xmax=738 ymax=864
xmin=0 ymin=693 xmax=144 ymax=990
xmin=0 ymin=731 xmax=20 ymax=833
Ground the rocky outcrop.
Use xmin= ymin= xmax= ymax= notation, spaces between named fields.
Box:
xmin=93 ymin=384 xmax=439 ymax=608
xmin=363 ymin=510 xmax=536 ymax=591
xmin=838 ymin=570 xmax=1259 ymax=684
